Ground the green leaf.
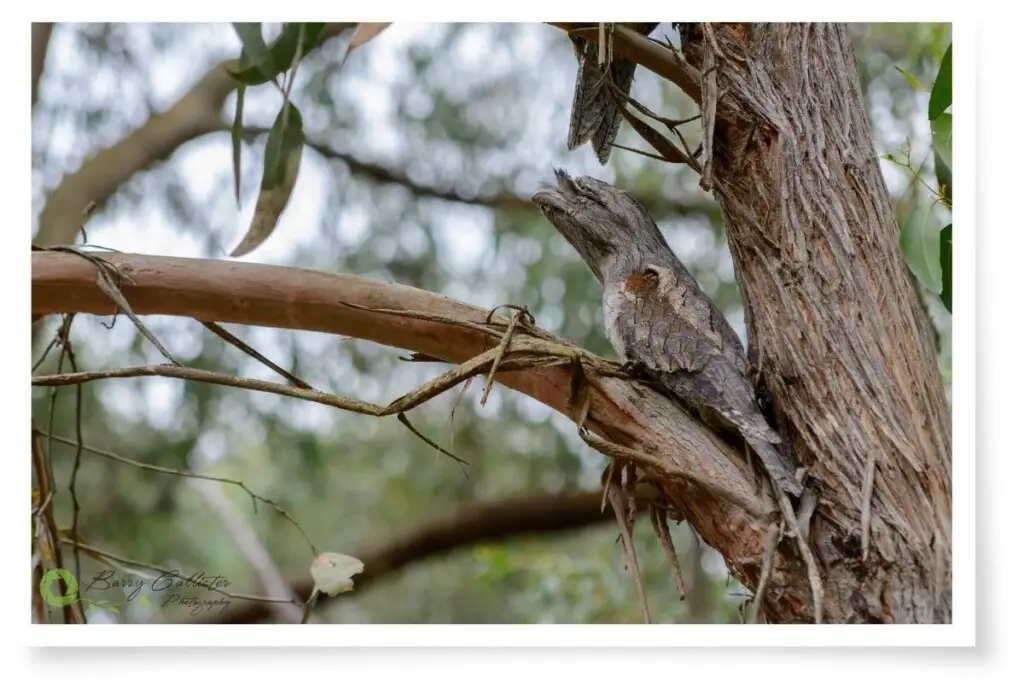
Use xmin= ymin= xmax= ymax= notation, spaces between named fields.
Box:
xmin=231 ymin=86 xmax=246 ymax=208
xmin=231 ymin=23 xmax=277 ymax=85
xmin=263 ymin=102 xmax=304 ymax=190
xmin=895 ymin=66 xmax=927 ymax=92
xmin=900 ymin=208 xmax=944 ymax=295
xmin=230 ymin=102 xmax=305 ymax=257
xmin=231 ymin=23 xmax=325 ymax=86
xmin=931 ymin=113 xmax=952 ymax=169
xmin=929 ymin=43 xmax=952 ymax=120
xmin=940 ymin=223 xmax=952 ymax=312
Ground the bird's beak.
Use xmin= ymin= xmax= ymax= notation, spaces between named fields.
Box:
xmin=554 ymin=168 xmax=580 ymax=195
xmin=531 ymin=168 xmax=578 ymax=213
xmin=530 ymin=188 xmax=568 ymax=213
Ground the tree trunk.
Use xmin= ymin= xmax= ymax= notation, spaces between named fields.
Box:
xmin=692 ymin=23 xmax=951 ymax=623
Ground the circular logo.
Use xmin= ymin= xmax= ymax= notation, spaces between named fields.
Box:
xmin=39 ymin=568 xmax=79 ymax=607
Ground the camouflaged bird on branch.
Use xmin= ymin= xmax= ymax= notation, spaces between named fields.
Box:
xmin=533 ymin=170 xmax=823 ymax=623
xmin=532 ymin=170 xmax=802 ymax=496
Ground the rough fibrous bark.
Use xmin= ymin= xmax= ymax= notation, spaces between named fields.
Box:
xmin=685 ymin=23 xmax=951 ymax=623
xmin=540 ymin=22 xmax=951 ymax=623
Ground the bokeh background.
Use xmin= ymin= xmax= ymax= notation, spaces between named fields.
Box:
xmin=31 ymin=22 xmax=952 ymax=624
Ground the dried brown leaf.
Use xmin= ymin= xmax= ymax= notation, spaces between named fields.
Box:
xmin=343 ymin=23 xmax=393 ymax=61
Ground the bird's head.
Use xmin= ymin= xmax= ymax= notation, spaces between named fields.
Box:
xmin=531 ymin=169 xmax=672 ymax=283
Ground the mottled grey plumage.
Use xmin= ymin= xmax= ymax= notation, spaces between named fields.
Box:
xmin=567 ymin=23 xmax=659 ymax=165
xmin=532 ymin=170 xmax=802 ymax=496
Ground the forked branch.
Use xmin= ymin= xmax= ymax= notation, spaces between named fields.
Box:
xmin=33 ymin=250 xmax=837 ymax=622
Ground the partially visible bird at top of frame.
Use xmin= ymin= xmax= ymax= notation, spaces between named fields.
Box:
xmin=565 ymin=23 xmax=693 ymax=165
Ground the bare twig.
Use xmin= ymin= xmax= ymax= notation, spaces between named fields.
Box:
xmin=480 ymin=306 xmax=529 ymax=407
xmin=397 ymin=413 xmax=468 ymax=470
xmin=63 ymin=326 xmax=85 ymax=586
xmin=600 ymin=460 xmax=622 ymax=514
xmin=202 ymin=321 xmax=312 ymax=389
xmin=39 ymin=246 xmax=181 ymax=365
xmin=748 ymin=521 xmax=781 ymax=623
xmin=31 ymin=336 xmax=586 ymax=472
xmin=189 ymin=478 xmax=305 ymax=623
xmin=625 ymin=461 xmax=638 ymax=535
xmin=650 ymin=503 xmax=686 ymax=601
xmin=39 ymin=430 xmax=318 ymax=555
xmin=773 ymin=481 xmax=824 ymax=624
xmin=605 ymin=470 xmax=652 ymax=624
xmin=31 ymin=425 xmax=83 ymax=624
xmin=447 ymin=377 xmax=474 ymax=452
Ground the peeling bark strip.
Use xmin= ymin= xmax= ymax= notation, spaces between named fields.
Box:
xmin=689 ymin=24 xmax=952 ymax=622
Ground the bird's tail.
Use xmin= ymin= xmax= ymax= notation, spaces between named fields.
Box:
xmin=567 ymin=40 xmax=637 ymax=165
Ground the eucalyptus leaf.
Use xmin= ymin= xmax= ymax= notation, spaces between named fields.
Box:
xmin=895 ymin=65 xmax=927 ymax=92
xmin=900 ymin=208 xmax=943 ymax=294
xmin=231 ymin=23 xmax=326 ymax=86
xmin=929 ymin=43 xmax=952 ymax=120
xmin=231 ymin=85 xmax=246 ymax=207
xmin=931 ymin=113 xmax=952 ymax=169
xmin=231 ymin=23 xmax=277 ymax=85
xmin=940 ymin=223 xmax=952 ymax=312
xmin=230 ymin=102 xmax=305 ymax=257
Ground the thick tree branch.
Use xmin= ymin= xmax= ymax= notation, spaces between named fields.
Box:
xmin=31 ymin=23 xmax=55 ymax=109
xmin=32 ymin=250 xmax=811 ymax=618
xmin=34 ymin=23 xmax=356 ymax=248
xmin=183 ymin=490 xmax=648 ymax=624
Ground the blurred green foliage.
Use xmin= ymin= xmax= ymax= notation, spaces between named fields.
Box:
xmin=32 ymin=22 xmax=951 ymax=624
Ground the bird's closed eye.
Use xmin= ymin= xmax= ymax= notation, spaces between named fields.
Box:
xmin=577 ymin=186 xmax=606 ymax=207
xmin=575 ymin=178 xmax=613 ymax=207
